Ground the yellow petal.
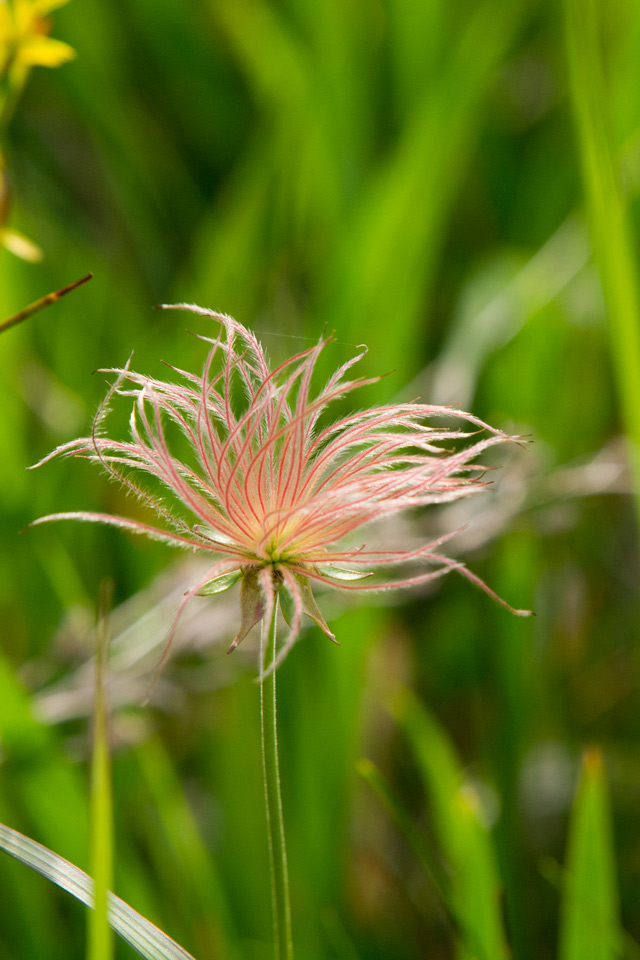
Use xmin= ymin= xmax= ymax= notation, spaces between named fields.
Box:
xmin=14 ymin=1 xmax=33 ymax=33
xmin=32 ymin=0 xmax=72 ymax=14
xmin=0 ymin=8 xmax=11 ymax=37
xmin=18 ymin=35 xmax=75 ymax=66
xmin=1 ymin=228 xmax=44 ymax=263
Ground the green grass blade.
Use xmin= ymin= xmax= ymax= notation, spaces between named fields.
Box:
xmin=326 ymin=0 xmax=529 ymax=384
xmin=132 ymin=736 xmax=237 ymax=959
xmin=88 ymin=582 xmax=114 ymax=960
xmin=559 ymin=748 xmax=620 ymax=960
xmin=0 ymin=823 xmax=199 ymax=960
xmin=392 ymin=688 xmax=508 ymax=960
xmin=357 ymin=757 xmax=460 ymax=939
xmin=565 ymin=0 xmax=640 ymax=517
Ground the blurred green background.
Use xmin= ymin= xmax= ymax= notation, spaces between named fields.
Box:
xmin=1 ymin=0 xmax=640 ymax=957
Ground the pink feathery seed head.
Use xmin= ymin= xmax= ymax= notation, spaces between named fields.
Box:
xmin=31 ymin=305 xmax=531 ymax=672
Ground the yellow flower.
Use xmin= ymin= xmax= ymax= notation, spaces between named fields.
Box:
xmin=0 ymin=0 xmax=75 ymax=74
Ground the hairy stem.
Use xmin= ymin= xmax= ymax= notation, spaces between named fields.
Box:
xmin=260 ymin=595 xmax=293 ymax=960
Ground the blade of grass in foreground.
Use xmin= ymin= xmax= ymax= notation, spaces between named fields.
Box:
xmin=391 ymin=688 xmax=508 ymax=960
xmin=559 ymin=747 xmax=620 ymax=960
xmin=565 ymin=0 xmax=640 ymax=522
xmin=0 ymin=823 xmax=198 ymax=960
xmin=88 ymin=582 xmax=114 ymax=960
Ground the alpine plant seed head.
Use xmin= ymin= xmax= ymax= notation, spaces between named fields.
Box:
xmin=32 ymin=306 xmax=530 ymax=672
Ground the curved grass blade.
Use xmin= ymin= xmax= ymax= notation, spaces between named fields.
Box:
xmin=0 ymin=823 xmax=198 ymax=960
xmin=559 ymin=747 xmax=620 ymax=960
xmin=0 ymin=273 xmax=93 ymax=334
xmin=391 ymin=688 xmax=508 ymax=960
xmin=357 ymin=758 xmax=461 ymax=939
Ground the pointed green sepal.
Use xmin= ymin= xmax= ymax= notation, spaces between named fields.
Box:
xmin=197 ymin=569 xmax=242 ymax=596
xmin=227 ymin=567 xmax=265 ymax=653
xmin=280 ymin=574 xmax=338 ymax=644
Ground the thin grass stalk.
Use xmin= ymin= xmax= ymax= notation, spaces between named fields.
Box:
xmin=260 ymin=595 xmax=293 ymax=960
xmin=565 ymin=0 xmax=640 ymax=525
xmin=88 ymin=581 xmax=114 ymax=960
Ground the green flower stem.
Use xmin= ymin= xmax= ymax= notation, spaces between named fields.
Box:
xmin=260 ymin=594 xmax=293 ymax=960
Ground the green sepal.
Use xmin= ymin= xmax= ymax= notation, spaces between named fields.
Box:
xmin=227 ymin=567 xmax=265 ymax=652
xmin=197 ymin=569 xmax=242 ymax=596
xmin=280 ymin=574 xmax=338 ymax=644
xmin=279 ymin=584 xmax=295 ymax=629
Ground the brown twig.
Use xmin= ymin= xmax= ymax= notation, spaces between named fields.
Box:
xmin=0 ymin=272 xmax=93 ymax=334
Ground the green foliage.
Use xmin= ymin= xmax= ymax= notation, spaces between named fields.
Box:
xmin=559 ymin=749 xmax=620 ymax=960
xmin=0 ymin=823 xmax=198 ymax=960
xmin=392 ymin=689 xmax=509 ymax=960
xmin=0 ymin=0 xmax=639 ymax=957
xmin=565 ymin=0 xmax=640 ymax=520
xmin=89 ymin=587 xmax=114 ymax=960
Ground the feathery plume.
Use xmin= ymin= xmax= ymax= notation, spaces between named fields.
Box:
xmin=32 ymin=306 xmax=530 ymax=671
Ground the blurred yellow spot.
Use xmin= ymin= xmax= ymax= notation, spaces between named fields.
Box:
xmin=1 ymin=225 xmax=43 ymax=261
xmin=0 ymin=0 xmax=75 ymax=73
xmin=0 ymin=162 xmax=43 ymax=261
